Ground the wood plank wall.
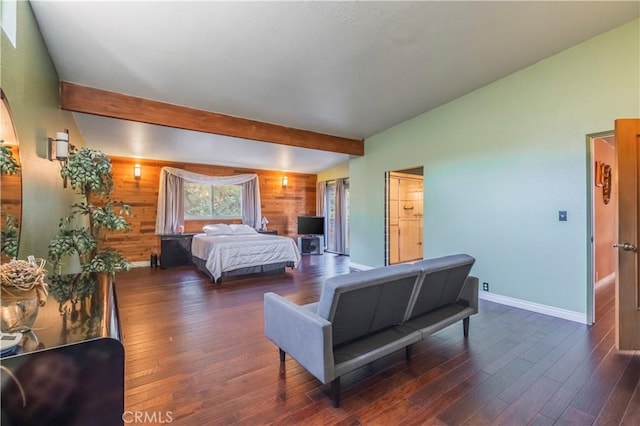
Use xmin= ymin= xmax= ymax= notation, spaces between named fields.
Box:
xmin=105 ymin=156 xmax=317 ymax=263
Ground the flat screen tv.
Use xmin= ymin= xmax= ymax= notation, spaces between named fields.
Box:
xmin=297 ymin=216 xmax=324 ymax=235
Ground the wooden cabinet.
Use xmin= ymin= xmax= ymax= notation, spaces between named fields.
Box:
xmin=159 ymin=233 xmax=196 ymax=268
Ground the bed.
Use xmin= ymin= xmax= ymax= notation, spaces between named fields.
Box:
xmin=191 ymin=224 xmax=301 ymax=283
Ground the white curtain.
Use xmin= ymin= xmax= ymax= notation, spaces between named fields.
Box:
xmin=156 ymin=172 xmax=185 ymax=235
xmin=241 ymin=178 xmax=260 ymax=227
xmin=316 ymin=181 xmax=326 ymax=217
xmin=316 ymin=181 xmax=327 ymax=248
xmin=334 ymin=178 xmax=347 ymax=254
xmin=155 ymin=167 xmax=261 ymax=234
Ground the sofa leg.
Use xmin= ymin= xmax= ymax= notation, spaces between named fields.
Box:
xmin=406 ymin=344 xmax=413 ymax=362
xmin=463 ymin=317 xmax=470 ymax=338
xmin=279 ymin=348 xmax=286 ymax=363
xmin=331 ymin=377 xmax=340 ymax=408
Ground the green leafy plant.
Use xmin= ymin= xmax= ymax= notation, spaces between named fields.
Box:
xmin=48 ymin=147 xmax=132 ymax=274
xmin=1 ymin=142 xmax=20 ymax=259
xmin=49 ymin=272 xmax=96 ymax=309
xmin=1 ymin=215 xmax=19 ymax=259
xmin=0 ymin=144 xmax=20 ymax=176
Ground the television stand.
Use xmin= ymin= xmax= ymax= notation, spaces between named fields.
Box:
xmin=298 ymin=235 xmax=323 ymax=255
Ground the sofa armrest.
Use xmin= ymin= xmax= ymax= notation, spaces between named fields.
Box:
xmin=264 ymin=292 xmax=334 ymax=383
xmin=459 ymin=275 xmax=479 ymax=314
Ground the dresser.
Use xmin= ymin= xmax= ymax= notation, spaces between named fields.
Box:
xmin=0 ymin=272 xmax=124 ymax=425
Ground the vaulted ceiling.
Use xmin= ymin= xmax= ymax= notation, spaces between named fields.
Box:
xmin=30 ymin=1 xmax=639 ymax=173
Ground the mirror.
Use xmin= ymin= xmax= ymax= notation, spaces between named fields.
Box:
xmin=1 ymin=90 xmax=22 ymax=261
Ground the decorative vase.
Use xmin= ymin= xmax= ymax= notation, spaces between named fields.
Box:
xmin=0 ymin=288 xmax=40 ymax=332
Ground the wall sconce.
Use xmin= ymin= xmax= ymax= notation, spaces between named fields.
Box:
xmin=48 ymin=130 xmax=70 ymax=162
xmin=48 ymin=129 xmax=72 ymax=188
xmin=133 ymin=163 xmax=141 ymax=188
xmin=282 ymin=175 xmax=288 ymax=187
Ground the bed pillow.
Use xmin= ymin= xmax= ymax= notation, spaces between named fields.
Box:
xmin=230 ymin=224 xmax=258 ymax=235
xmin=203 ymin=224 xmax=233 ymax=235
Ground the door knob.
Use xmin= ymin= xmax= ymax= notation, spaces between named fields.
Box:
xmin=613 ymin=242 xmax=637 ymax=252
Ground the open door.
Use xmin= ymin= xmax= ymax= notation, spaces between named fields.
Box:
xmin=615 ymin=118 xmax=640 ymax=350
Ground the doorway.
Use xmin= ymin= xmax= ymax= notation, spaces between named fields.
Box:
xmin=588 ymin=132 xmax=617 ymax=324
xmin=385 ymin=167 xmax=424 ymax=265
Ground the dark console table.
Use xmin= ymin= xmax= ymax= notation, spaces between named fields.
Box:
xmin=159 ymin=233 xmax=197 ymax=268
xmin=0 ymin=272 xmax=124 ymax=425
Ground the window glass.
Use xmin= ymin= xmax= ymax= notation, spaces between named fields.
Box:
xmin=1 ymin=0 xmax=17 ymax=48
xmin=184 ymin=183 xmax=242 ymax=218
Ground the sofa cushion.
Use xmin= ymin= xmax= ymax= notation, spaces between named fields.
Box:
xmin=316 ymin=264 xmax=421 ymax=346
xmin=402 ymin=302 xmax=475 ymax=337
xmin=408 ymin=254 xmax=475 ymax=319
xmin=333 ymin=326 xmax=421 ymax=377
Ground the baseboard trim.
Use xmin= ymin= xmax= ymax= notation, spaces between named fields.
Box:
xmin=129 ymin=261 xmax=149 ymax=268
xmin=479 ymin=291 xmax=588 ymax=324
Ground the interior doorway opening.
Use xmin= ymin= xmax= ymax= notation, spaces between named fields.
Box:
xmin=385 ymin=167 xmax=424 ymax=265
xmin=588 ymin=132 xmax=616 ymax=324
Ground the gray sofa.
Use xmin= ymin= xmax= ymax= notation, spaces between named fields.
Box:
xmin=263 ymin=254 xmax=478 ymax=407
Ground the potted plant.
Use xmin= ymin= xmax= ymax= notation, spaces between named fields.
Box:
xmin=48 ymin=147 xmax=132 ymax=274
xmin=0 ymin=258 xmax=48 ymax=332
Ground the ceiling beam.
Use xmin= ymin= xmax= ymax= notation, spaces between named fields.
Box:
xmin=60 ymin=82 xmax=364 ymax=156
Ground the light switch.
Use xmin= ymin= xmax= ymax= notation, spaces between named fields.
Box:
xmin=559 ymin=210 xmax=567 ymax=221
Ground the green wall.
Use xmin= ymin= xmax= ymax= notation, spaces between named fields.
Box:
xmin=350 ymin=19 xmax=640 ymax=316
xmin=1 ymin=1 xmax=84 ymax=262
xmin=317 ymin=161 xmax=349 ymax=182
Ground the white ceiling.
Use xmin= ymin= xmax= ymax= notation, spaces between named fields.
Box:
xmin=30 ymin=1 xmax=639 ymax=174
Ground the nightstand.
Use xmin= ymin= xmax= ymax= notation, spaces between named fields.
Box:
xmin=159 ymin=233 xmax=197 ymax=268
xmin=257 ymin=230 xmax=278 ymax=235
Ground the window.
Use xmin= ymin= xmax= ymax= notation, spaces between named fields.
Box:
xmin=1 ymin=0 xmax=17 ymax=48
xmin=184 ymin=183 xmax=242 ymax=219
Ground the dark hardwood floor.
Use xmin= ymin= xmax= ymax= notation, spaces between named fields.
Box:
xmin=115 ymin=255 xmax=640 ymax=425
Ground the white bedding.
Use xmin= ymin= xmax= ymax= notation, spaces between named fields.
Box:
xmin=191 ymin=233 xmax=301 ymax=281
